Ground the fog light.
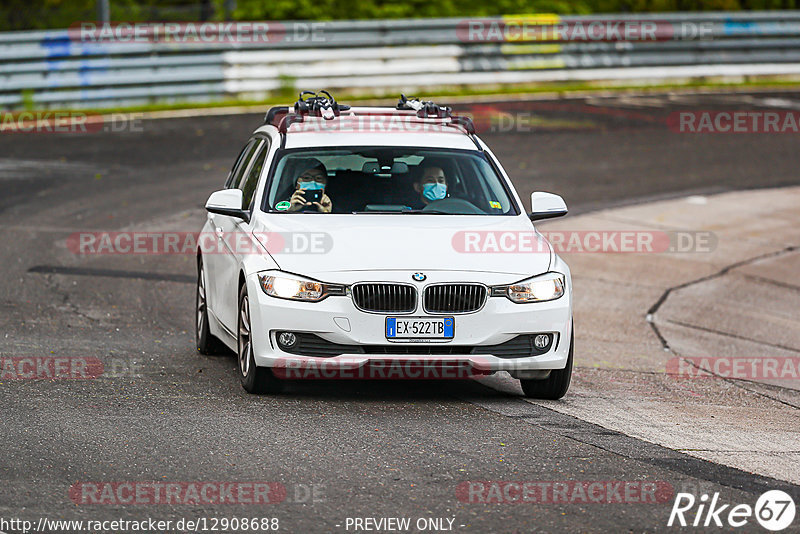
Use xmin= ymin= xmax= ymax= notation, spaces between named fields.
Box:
xmin=278 ymin=332 xmax=297 ymax=349
xmin=533 ymin=334 xmax=551 ymax=350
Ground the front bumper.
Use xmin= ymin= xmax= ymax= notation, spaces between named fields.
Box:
xmin=245 ymin=272 xmax=572 ymax=374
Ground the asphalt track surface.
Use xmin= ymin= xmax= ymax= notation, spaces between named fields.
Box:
xmin=1 ymin=91 xmax=799 ymax=533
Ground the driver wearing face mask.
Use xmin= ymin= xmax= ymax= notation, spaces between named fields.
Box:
xmin=411 ymin=165 xmax=448 ymax=208
xmin=286 ymin=159 xmax=332 ymax=213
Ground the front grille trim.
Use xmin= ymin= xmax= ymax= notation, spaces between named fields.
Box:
xmin=423 ymin=283 xmax=488 ymax=314
xmin=351 ymin=282 xmax=418 ymax=314
xmin=276 ymin=333 xmax=556 ymax=358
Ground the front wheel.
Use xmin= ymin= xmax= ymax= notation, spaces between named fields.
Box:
xmin=520 ymin=330 xmax=573 ymax=400
xmin=237 ymin=284 xmax=283 ymax=394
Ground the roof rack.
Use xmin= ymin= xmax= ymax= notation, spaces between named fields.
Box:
xmin=264 ymin=91 xmax=479 ymax=148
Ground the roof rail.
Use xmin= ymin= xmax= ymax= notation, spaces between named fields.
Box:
xmin=449 ymin=116 xmax=476 ymax=135
xmin=277 ymin=113 xmax=304 ymax=134
xmin=264 ymin=106 xmax=289 ymax=126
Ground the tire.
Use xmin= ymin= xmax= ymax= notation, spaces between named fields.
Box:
xmin=520 ymin=329 xmax=573 ymax=400
xmin=196 ymin=256 xmax=227 ymax=355
xmin=237 ymin=283 xmax=283 ymax=394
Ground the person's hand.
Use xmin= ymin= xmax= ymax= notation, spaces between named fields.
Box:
xmin=314 ymin=193 xmax=332 ymax=213
xmin=288 ymin=189 xmax=309 ymax=212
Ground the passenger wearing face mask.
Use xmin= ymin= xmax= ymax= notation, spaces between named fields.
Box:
xmin=286 ymin=159 xmax=332 ymax=213
xmin=410 ymin=165 xmax=448 ymax=209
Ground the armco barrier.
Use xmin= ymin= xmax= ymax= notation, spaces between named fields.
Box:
xmin=1 ymin=12 xmax=800 ymax=109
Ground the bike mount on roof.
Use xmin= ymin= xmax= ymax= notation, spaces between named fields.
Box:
xmin=267 ymin=91 xmax=350 ymax=148
xmin=396 ymin=94 xmax=452 ymax=118
xmin=396 ymin=94 xmax=479 ymax=145
xmin=265 ymin=90 xmax=349 ymax=128
xmin=293 ymin=90 xmax=350 ymax=120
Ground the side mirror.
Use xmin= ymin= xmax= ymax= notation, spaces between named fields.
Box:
xmin=529 ymin=192 xmax=567 ymax=221
xmin=205 ymin=189 xmax=250 ymax=222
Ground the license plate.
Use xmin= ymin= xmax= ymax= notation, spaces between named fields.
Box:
xmin=386 ymin=317 xmax=454 ymax=340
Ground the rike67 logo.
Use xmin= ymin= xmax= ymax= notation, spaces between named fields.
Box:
xmin=669 ymin=490 xmax=796 ymax=531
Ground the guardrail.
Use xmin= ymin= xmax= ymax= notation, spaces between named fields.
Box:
xmin=2 ymin=11 xmax=800 ymax=109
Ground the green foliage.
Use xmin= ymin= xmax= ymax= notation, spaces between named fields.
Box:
xmin=21 ymin=89 xmax=35 ymax=110
xmin=231 ymin=0 xmax=593 ymax=19
xmin=1 ymin=0 xmax=798 ymax=31
xmin=231 ymin=0 xmax=798 ymax=19
xmin=277 ymin=74 xmax=297 ymax=98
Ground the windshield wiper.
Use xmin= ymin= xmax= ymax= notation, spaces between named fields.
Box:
xmin=399 ymin=209 xmax=450 ymax=214
xmin=350 ymin=209 xmax=451 ymax=215
xmin=351 ymin=210 xmax=451 ymax=215
xmin=350 ymin=210 xmax=404 ymax=214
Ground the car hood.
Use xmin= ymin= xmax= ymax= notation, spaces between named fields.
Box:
xmin=251 ymin=214 xmax=552 ymax=279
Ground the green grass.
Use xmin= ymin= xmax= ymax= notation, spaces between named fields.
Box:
xmin=26 ymin=78 xmax=800 ymax=116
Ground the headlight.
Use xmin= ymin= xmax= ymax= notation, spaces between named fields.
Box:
xmin=257 ymin=272 xmax=345 ymax=302
xmin=492 ymin=272 xmax=565 ymax=303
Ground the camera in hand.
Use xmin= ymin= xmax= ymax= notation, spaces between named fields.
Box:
xmin=305 ymin=189 xmax=323 ymax=204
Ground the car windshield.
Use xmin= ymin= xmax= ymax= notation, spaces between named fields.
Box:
xmin=264 ymin=147 xmax=517 ymax=215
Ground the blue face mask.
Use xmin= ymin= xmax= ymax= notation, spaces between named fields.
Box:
xmin=422 ymin=182 xmax=447 ymax=201
xmin=299 ymin=181 xmax=325 ymax=191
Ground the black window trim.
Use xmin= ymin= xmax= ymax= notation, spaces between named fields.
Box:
xmin=225 ymin=139 xmax=259 ymax=189
xmin=240 ymin=135 xmax=272 ymax=211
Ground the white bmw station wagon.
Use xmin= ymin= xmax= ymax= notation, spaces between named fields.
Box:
xmin=196 ymin=92 xmax=573 ymax=399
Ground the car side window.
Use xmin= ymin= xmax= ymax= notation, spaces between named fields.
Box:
xmin=240 ymin=139 xmax=270 ymax=210
xmin=225 ymin=140 xmax=257 ymax=189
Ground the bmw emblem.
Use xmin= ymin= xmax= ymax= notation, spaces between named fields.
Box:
xmin=412 ymin=272 xmax=427 ymax=282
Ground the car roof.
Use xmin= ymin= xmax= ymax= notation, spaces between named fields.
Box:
xmin=282 ymin=131 xmax=478 ymax=150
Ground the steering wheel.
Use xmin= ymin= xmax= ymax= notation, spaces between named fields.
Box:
xmin=423 ymin=197 xmax=485 ymax=214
